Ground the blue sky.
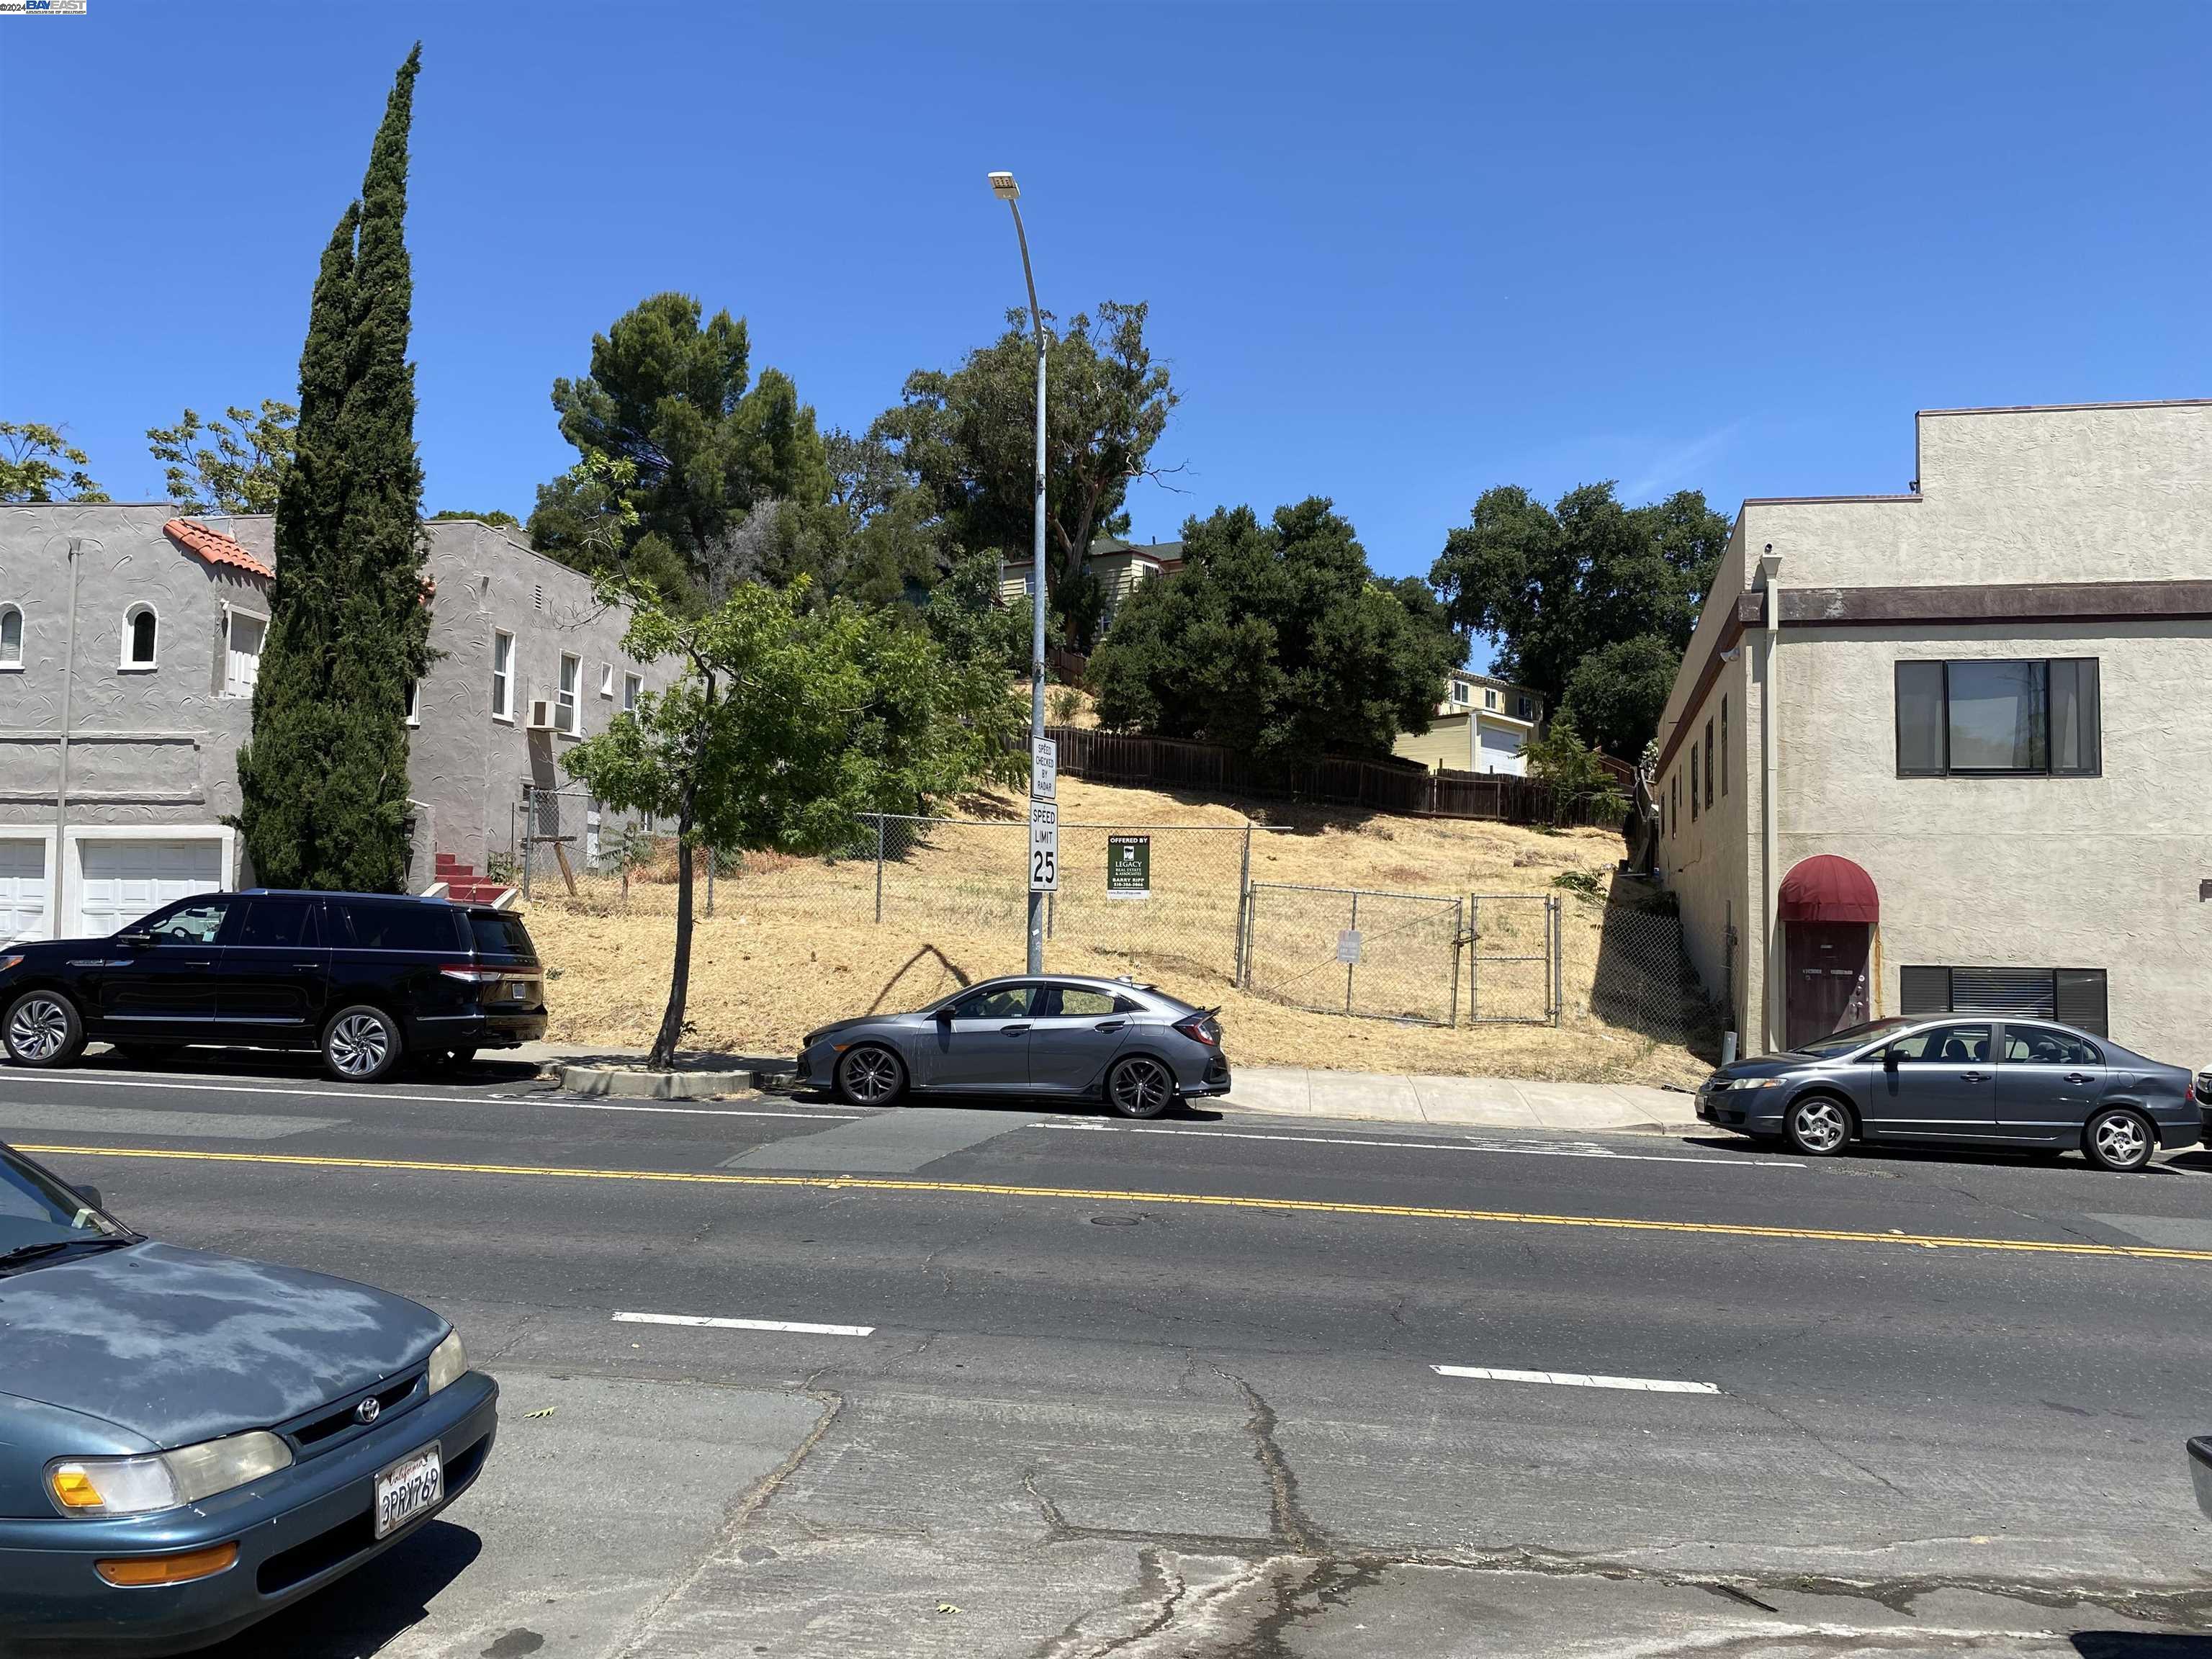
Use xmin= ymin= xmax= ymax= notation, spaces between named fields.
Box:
xmin=4 ymin=1 xmax=2207 ymax=667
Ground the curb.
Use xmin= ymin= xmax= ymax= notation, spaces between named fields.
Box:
xmin=557 ymin=1064 xmax=764 ymax=1101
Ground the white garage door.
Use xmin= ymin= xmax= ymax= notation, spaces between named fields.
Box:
xmin=1478 ymin=723 xmax=1527 ymax=775
xmin=76 ymin=839 xmax=225 ymax=936
xmin=0 ymin=840 xmax=48 ymax=943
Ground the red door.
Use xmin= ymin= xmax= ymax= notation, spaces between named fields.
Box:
xmin=1785 ymin=922 xmax=1871 ymax=1051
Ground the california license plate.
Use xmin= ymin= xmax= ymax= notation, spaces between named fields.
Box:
xmin=373 ymin=1442 xmax=443 ymax=1539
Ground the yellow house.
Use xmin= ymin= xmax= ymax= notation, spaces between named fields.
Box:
xmin=998 ymin=536 xmax=1184 ymax=633
xmin=1392 ymin=670 xmax=1545 ymax=776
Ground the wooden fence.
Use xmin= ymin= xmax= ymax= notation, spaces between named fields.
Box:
xmin=1041 ymin=727 xmax=1619 ymax=828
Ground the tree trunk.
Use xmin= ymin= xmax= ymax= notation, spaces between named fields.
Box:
xmin=649 ymin=801 xmax=696 ymax=1071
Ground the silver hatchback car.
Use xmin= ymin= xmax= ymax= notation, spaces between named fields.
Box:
xmin=799 ymin=975 xmax=1231 ymax=1118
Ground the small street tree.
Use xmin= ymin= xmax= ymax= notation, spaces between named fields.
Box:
xmin=1521 ymin=711 xmax=1629 ymax=824
xmin=0 ymin=421 xmax=107 ymax=503
xmin=562 ymin=579 xmax=1021 ymax=1069
xmin=146 ymin=400 xmax=297 ymax=514
xmin=237 ymin=46 xmax=433 ymax=891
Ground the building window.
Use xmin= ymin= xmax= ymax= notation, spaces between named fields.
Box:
xmin=405 ymin=680 xmax=421 ymax=727
xmin=599 ymin=661 xmax=616 ymax=699
xmin=1689 ymin=745 xmax=1699 ymax=822
xmin=557 ymin=652 xmax=580 ymax=735
xmin=1896 ymin=659 xmax=2100 ymax=778
xmin=1485 ymin=687 xmax=1500 ymax=710
xmin=122 ymin=606 xmax=158 ymax=670
xmin=1703 ymin=719 xmax=1714 ymax=810
xmin=1517 ymin=696 xmax=1533 ymax=720
xmin=223 ymin=611 xmax=265 ymax=698
xmin=492 ymin=631 xmax=515 ymax=721
xmin=622 ymin=671 xmax=642 ymax=713
xmin=0 ymin=604 xmax=21 ymax=669
xmin=1899 ymin=965 xmax=2108 ymax=1036
xmin=1452 ymin=681 xmax=1470 ymax=706
xmin=1671 ymin=771 xmax=1678 ymax=830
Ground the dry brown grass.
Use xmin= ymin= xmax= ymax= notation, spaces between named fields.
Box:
xmin=523 ymin=776 xmax=1709 ymax=1086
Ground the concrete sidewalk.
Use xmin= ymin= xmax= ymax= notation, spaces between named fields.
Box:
xmin=510 ymin=1041 xmax=1701 ymax=1135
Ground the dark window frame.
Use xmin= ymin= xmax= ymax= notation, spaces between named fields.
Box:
xmin=1703 ymin=719 xmax=1714 ymax=811
xmin=1897 ymin=965 xmax=2109 ymax=1037
xmin=1689 ymin=745 xmax=1699 ymax=822
xmin=1894 ymin=658 xmax=2101 ymax=778
xmin=1719 ymin=697 xmax=1727 ymax=797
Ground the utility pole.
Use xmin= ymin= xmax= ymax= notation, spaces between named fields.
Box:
xmin=991 ymin=168 xmax=1051 ymax=974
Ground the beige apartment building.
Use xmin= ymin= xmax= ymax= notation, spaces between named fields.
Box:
xmin=1653 ymin=399 xmax=2212 ymax=1068
xmin=1391 ymin=670 xmax=1545 ymax=776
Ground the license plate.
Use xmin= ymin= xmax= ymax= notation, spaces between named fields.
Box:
xmin=373 ymin=1442 xmax=443 ymax=1539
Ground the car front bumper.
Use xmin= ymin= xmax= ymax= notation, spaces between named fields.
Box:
xmin=1694 ymin=1087 xmax=1784 ymax=1136
xmin=0 ymin=1371 xmax=498 ymax=1657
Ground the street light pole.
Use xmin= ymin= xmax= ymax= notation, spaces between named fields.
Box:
xmin=992 ymin=169 xmax=1048 ymax=974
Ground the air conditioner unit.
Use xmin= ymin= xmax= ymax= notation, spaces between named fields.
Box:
xmin=528 ymin=699 xmax=555 ymax=731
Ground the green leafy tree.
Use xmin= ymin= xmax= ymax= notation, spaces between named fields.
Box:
xmin=0 ymin=422 xmax=107 ymax=502
xmin=1428 ymin=482 xmax=1730 ymax=721
xmin=238 ymin=45 xmax=433 ymax=893
xmin=921 ymin=549 xmax=1054 ymax=674
xmin=430 ymin=507 xmax=521 ymax=530
xmin=563 ymin=577 xmax=1021 ymax=1068
xmin=1521 ymin=711 xmax=1629 ymax=822
xmin=1089 ymin=498 xmax=1458 ymax=763
xmin=527 ymin=292 xmax=830 ymax=607
xmin=146 ymin=401 xmax=297 ymax=513
xmin=1557 ymin=633 xmax=1682 ymax=759
xmin=873 ymin=300 xmax=1177 ymax=650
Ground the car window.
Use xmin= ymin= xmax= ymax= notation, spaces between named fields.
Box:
xmin=1053 ymin=986 xmax=1118 ymax=1017
xmin=141 ymin=897 xmax=231 ymax=944
xmin=337 ymin=901 xmax=462 ymax=953
xmin=1113 ymin=996 xmax=1143 ymax=1014
xmin=1794 ymin=1017 xmax=1917 ymax=1058
xmin=230 ymin=896 xmax=320 ymax=949
xmin=0 ymin=1150 xmax=127 ymax=1252
xmin=1887 ymin=1022 xmax=1992 ymax=1064
xmin=469 ymin=911 xmax=536 ymax=959
xmin=950 ymin=985 xmax=1035 ymax=1020
xmin=2003 ymin=1026 xmax=2100 ymax=1066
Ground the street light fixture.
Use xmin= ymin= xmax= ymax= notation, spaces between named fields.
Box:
xmin=991 ymin=168 xmax=1049 ymax=974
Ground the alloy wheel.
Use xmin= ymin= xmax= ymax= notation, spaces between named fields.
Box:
xmin=1791 ymin=1097 xmax=1848 ymax=1154
xmin=328 ymin=1014 xmax=392 ymax=1079
xmin=6 ymin=997 xmax=69 ymax=1062
xmin=2091 ymin=1112 xmax=2149 ymax=1170
xmin=1110 ymin=1058 xmax=1172 ymax=1118
xmin=839 ymin=1047 xmax=902 ymax=1106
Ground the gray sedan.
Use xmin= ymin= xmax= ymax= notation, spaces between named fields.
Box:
xmin=1696 ymin=1015 xmax=2201 ymax=1169
xmin=799 ymin=974 xmax=1231 ymax=1118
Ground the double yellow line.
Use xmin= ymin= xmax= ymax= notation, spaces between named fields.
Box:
xmin=20 ymin=1142 xmax=2208 ymax=1264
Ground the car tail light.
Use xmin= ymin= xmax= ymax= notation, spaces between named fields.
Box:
xmin=438 ymin=965 xmax=502 ymax=984
xmin=1173 ymin=1012 xmax=1221 ymax=1047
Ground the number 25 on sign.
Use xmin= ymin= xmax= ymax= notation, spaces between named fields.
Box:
xmin=1029 ymin=801 xmax=1058 ymax=891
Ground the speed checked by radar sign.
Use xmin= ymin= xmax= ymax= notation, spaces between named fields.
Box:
xmin=1029 ymin=799 xmax=1058 ymax=891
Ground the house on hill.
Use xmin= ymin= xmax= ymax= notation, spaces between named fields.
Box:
xmin=1392 ymin=670 xmax=1545 ymax=777
xmin=998 ymin=536 xmax=1184 ymax=637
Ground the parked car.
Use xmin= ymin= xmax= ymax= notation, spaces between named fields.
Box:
xmin=0 ymin=1138 xmax=496 ymax=1654
xmin=799 ymin=974 xmax=1231 ymax=1118
xmin=0 ymin=889 xmax=547 ymax=1083
xmin=1696 ymin=1015 xmax=2200 ymax=1170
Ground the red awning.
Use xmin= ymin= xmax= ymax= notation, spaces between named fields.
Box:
xmin=1778 ymin=855 xmax=1879 ymax=925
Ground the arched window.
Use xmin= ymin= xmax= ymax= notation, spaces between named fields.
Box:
xmin=0 ymin=605 xmax=21 ymax=669
xmin=123 ymin=605 xmax=158 ymax=670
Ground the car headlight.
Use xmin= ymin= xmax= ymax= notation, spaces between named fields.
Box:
xmin=48 ymin=1431 xmax=292 ymax=1517
xmin=426 ymin=1327 xmax=468 ymax=1395
xmin=1729 ymin=1076 xmax=1785 ymax=1090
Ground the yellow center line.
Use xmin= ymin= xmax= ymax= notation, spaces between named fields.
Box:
xmin=17 ymin=1142 xmax=2206 ymax=1264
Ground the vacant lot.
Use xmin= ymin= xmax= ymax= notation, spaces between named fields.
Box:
xmin=523 ymin=776 xmax=1712 ymax=1086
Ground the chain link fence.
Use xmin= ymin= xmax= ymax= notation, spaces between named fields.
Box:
xmin=1468 ymin=894 xmax=1560 ymax=1024
xmin=515 ymin=786 xmax=665 ymax=899
xmin=1243 ymin=884 xmax=1464 ymax=1025
xmin=1582 ymin=876 xmax=1722 ymax=1052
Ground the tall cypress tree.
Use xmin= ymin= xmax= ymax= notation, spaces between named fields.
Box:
xmin=239 ymin=46 xmax=431 ymax=891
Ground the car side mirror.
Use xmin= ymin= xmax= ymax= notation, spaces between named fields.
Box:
xmin=1881 ymin=1050 xmax=1899 ymax=1070
xmin=935 ymin=1006 xmax=956 ymax=1022
xmin=73 ymin=1184 xmax=102 ymax=1211
xmin=115 ymin=932 xmax=152 ymax=949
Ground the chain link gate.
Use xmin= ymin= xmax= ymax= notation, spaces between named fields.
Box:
xmin=1467 ymin=893 xmax=1560 ymax=1025
xmin=1241 ymin=884 xmax=1463 ymax=1025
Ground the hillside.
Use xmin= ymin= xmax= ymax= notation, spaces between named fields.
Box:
xmin=521 ymin=776 xmax=1712 ymax=1086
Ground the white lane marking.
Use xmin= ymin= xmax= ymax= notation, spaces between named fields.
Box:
xmin=0 ymin=1071 xmax=860 ymax=1120
xmin=1031 ymin=1122 xmax=1799 ymax=1168
xmin=1431 ymin=1364 xmax=1719 ymax=1394
xmin=614 ymin=1310 xmax=875 ymax=1337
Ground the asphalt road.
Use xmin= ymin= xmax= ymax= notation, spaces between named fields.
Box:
xmin=4 ymin=1051 xmax=2210 ymax=1658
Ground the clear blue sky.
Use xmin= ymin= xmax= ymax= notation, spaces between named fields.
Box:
xmin=4 ymin=1 xmax=2207 ymax=665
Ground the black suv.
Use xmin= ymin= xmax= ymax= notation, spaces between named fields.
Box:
xmin=0 ymin=889 xmax=547 ymax=1082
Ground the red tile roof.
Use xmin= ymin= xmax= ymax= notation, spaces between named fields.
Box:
xmin=163 ymin=518 xmax=274 ymax=581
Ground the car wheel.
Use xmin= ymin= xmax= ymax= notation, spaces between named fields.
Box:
xmin=4 ymin=991 xmax=84 ymax=1069
xmin=2083 ymin=1107 xmax=2155 ymax=1173
xmin=835 ymin=1044 xmax=906 ymax=1107
xmin=1784 ymin=1092 xmax=1852 ymax=1157
xmin=1106 ymin=1055 xmax=1176 ymax=1120
xmin=323 ymin=1005 xmax=403 ymax=1084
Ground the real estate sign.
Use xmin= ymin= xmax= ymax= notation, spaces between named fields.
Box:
xmin=1105 ymin=835 xmax=1151 ymax=900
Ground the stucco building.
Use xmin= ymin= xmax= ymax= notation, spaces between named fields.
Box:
xmin=1391 ymin=669 xmax=1545 ymax=777
xmin=1652 ymin=399 xmax=2212 ymax=1069
xmin=0 ymin=503 xmax=657 ymax=941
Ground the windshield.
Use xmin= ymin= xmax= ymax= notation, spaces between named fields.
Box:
xmin=0 ymin=1147 xmax=131 ymax=1260
xmin=1789 ymin=1017 xmax=1920 ymax=1059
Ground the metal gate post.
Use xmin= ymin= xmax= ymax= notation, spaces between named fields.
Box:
xmin=1242 ymin=884 xmax=1256 ymax=990
xmin=1345 ymin=891 xmax=1359 ymax=1015
xmin=873 ymin=814 xmax=885 ymax=923
xmin=1550 ymin=894 xmax=1564 ymax=1027
xmin=1467 ymin=894 xmax=1478 ymax=1022
xmin=1449 ymin=896 xmax=1462 ymax=1028
xmin=522 ymin=791 xmax=534 ymax=903
xmin=1233 ymin=824 xmax=1253 ymax=984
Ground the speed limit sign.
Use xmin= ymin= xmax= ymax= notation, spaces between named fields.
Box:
xmin=1028 ymin=799 xmax=1058 ymax=891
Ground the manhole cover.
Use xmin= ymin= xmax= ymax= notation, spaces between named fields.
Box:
xmin=1088 ymin=1214 xmax=1141 ymax=1228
